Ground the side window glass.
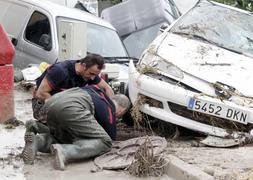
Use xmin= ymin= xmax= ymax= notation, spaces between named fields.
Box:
xmin=25 ymin=11 xmax=52 ymax=50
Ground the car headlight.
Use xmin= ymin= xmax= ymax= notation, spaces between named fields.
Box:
xmin=138 ymin=52 xmax=184 ymax=79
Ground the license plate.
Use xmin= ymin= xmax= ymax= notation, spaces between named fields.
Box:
xmin=188 ymin=98 xmax=248 ymax=124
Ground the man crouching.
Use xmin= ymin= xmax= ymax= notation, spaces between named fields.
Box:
xmin=22 ymin=85 xmax=130 ymax=170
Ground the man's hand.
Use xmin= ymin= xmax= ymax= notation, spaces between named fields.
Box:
xmin=97 ymin=79 xmax=114 ymax=98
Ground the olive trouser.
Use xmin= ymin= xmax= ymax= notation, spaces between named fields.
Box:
xmin=43 ymin=88 xmax=112 ymax=160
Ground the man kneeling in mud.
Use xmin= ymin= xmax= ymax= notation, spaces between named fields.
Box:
xmin=22 ymin=85 xmax=130 ymax=170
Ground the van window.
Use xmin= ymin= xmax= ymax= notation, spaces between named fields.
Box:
xmin=25 ymin=11 xmax=51 ymax=50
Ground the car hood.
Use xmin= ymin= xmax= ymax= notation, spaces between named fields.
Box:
xmin=154 ymin=33 xmax=253 ymax=97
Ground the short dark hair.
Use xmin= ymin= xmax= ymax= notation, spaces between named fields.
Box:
xmin=79 ymin=53 xmax=104 ymax=69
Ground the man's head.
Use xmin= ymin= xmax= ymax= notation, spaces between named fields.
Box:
xmin=111 ymin=94 xmax=131 ymax=118
xmin=78 ymin=54 xmax=105 ymax=80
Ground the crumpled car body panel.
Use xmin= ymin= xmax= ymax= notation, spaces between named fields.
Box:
xmin=128 ymin=0 xmax=253 ymax=137
xmin=156 ymin=33 xmax=253 ymax=97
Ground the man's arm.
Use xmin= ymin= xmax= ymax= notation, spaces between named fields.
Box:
xmin=97 ymin=79 xmax=114 ymax=98
xmin=35 ymin=64 xmax=66 ymax=100
xmin=35 ymin=77 xmax=53 ymax=100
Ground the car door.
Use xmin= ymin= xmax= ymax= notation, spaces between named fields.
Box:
xmin=0 ymin=0 xmax=32 ymax=68
xmin=17 ymin=9 xmax=58 ymax=68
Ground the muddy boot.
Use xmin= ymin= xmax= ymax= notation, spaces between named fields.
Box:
xmin=22 ymin=132 xmax=55 ymax=164
xmin=50 ymin=139 xmax=111 ymax=171
xmin=22 ymin=132 xmax=37 ymax=164
xmin=51 ymin=144 xmax=66 ymax=171
xmin=25 ymin=120 xmax=50 ymax=134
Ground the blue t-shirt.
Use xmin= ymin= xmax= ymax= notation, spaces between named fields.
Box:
xmin=36 ymin=60 xmax=101 ymax=95
xmin=82 ymin=85 xmax=116 ymax=140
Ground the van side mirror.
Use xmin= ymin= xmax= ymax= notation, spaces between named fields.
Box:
xmin=39 ymin=34 xmax=51 ymax=51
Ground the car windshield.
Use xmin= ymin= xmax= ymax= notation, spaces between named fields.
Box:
xmin=87 ymin=23 xmax=128 ymax=57
xmin=170 ymin=1 xmax=253 ymax=57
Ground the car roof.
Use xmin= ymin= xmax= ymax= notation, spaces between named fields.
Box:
xmin=16 ymin=0 xmax=115 ymax=30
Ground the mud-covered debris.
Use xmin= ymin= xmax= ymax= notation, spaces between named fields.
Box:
xmin=200 ymin=134 xmax=253 ymax=147
xmin=4 ymin=117 xmax=24 ymax=128
xmin=242 ymin=169 xmax=253 ymax=180
xmin=94 ymin=136 xmax=167 ymax=171
xmin=130 ymin=95 xmax=147 ymax=128
xmin=130 ymin=94 xmax=179 ymax=138
xmin=4 ymin=124 xmax=16 ymax=129
xmin=20 ymin=81 xmax=36 ymax=91
xmin=138 ymin=65 xmax=158 ymax=75
xmin=13 ymin=162 xmax=20 ymax=169
xmin=130 ymin=94 xmax=162 ymax=128
xmin=14 ymin=70 xmax=24 ymax=82
xmin=127 ymin=136 xmax=167 ymax=177
xmin=90 ymin=167 xmax=102 ymax=173
xmin=14 ymin=82 xmax=35 ymax=92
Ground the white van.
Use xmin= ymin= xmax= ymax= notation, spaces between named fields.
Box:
xmin=0 ymin=0 xmax=129 ymax=69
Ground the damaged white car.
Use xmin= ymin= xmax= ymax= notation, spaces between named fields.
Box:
xmin=128 ymin=0 xmax=253 ymax=139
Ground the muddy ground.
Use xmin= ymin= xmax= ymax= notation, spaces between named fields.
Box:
xmin=1 ymin=83 xmax=253 ymax=180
